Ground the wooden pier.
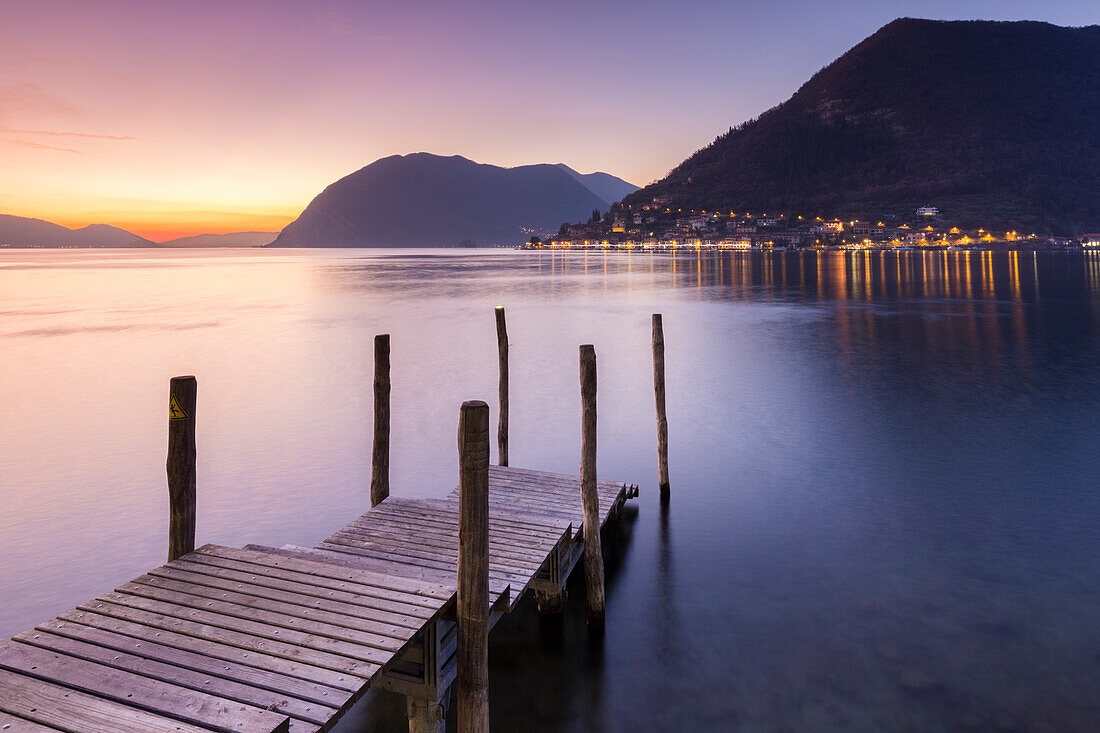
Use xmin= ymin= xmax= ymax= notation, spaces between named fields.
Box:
xmin=0 ymin=467 xmax=637 ymax=733
xmin=0 ymin=309 xmax=668 ymax=732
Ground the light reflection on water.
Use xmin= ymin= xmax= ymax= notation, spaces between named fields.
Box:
xmin=2 ymin=248 xmax=1100 ymax=731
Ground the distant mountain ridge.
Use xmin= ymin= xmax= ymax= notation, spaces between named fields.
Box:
xmin=624 ymin=19 xmax=1100 ymax=233
xmin=555 ymin=164 xmax=639 ymax=205
xmin=155 ymin=231 xmax=276 ymax=247
xmin=0 ymin=214 xmax=152 ymax=248
xmin=272 ymin=153 xmax=636 ymax=247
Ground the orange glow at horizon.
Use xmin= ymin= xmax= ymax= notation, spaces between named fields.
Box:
xmin=5 ymin=3 xmax=1093 ymax=242
xmin=44 ymin=210 xmax=298 ymax=243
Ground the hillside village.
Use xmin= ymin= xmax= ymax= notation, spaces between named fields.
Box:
xmin=529 ymin=198 xmax=1100 ymax=251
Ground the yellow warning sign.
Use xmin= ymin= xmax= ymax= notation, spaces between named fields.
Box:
xmin=169 ymin=394 xmax=188 ymax=420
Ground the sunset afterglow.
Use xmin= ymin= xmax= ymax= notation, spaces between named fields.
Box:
xmin=2 ymin=0 xmax=1094 ymax=239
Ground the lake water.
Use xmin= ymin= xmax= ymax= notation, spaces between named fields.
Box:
xmin=2 ymin=248 xmax=1100 ymax=732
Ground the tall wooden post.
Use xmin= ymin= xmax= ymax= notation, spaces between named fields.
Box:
xmin=494 ymin=306 xmax=509 ymax=466
xmin=167 ymin=375 xmax=197 ymax=562
xmin=579 ymin=345 xmax=606 ymax=632
xmin=370 ymin=334 xmax=390 ymax=507
xmin=457 ymin=400 xmax=490 ymax=733
xmin=652 ymin=314 xmax=670 ymax=502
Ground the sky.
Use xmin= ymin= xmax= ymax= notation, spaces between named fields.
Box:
xmin=1 ymin=0 xmax=1096 ymax=240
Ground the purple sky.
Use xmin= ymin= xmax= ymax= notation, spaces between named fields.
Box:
xmin=1 ymin=0 xmax=1095 ymax=239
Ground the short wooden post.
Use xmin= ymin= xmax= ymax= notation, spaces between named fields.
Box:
xmin=494 ymin=306 xmax=509 ymax=467
xmin=457 ymin=400 xmax=490 ymax=733
xmin=652 ymin=314 xmax=670 ymax=502
xmin=370 ymin=334 xmax=390 ymax=507
xmin=579 ymin=345 xmax=606 ymax=632
xmin=167 ymin=375 xmax=197 ymax=562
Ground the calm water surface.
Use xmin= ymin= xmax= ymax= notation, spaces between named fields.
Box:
xmin=2 ymin=248 xmax=1100 ymax=731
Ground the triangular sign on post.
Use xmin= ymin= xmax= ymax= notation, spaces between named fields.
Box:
xmin=169 ymin=394 xmax=188 ymax=420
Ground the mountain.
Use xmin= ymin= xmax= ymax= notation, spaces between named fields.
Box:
xmin=0 ymin=214 xmax=152 ymax=247
xmin=156 ymin=231 xmax=276 ymax=247
xmin=555 ymin=164 xmax=639 ymax=205
xmin=271 ymin=153 xmax=614 ymax=247
xmin=624 ymin=19 xmax=1100 ymax=234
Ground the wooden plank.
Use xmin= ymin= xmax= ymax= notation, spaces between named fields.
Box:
xmin=343 ymin=508 xmax=567 ymax=554
xmin=322 ymin=537 xmax=540 ymax=583
xmin=341 ymin=506 xmax=570 ymax=575
xmin=485 ymin=491 xmax=623 ymax=520
xmin=323 ymin=531 xmax=543 ymax=576
xmin=310 ymin=543 xmax=514 ymax=610
xmin=489 ymin=465 xmax=628 ymax=492
xmin=12 ymin=631 xmax=331 ymax=730
xmin=31 ymin=618 xmax=351 ymax=706
xmin=388 ymin=494 xmax=576 ymax=529
xmin=340 ymin=520 xmax=562 ymax=569
xmin=465 ymin=477 xmax=627 ymax=517
xmin=176 ymin=554 xmax=439 ymax=617
xmin=477 ymin=492 xmax=584 ymax=517
xmin=312 ymin=542 xmax=524 ymax=591
xmin=193 ymin=546 xmax=452 ymax=602
xmin=94 ymin=590 xmax=397 ymax=663
xmin=345 ymin=506 xmax=564 ymax=548
xmin=0 ymin=711 xmax=63 ymax=733
xmin=332 ymin=522 xmax=553 ymax=566
xmin=461 ymin=500 xmax=585 ymax=537
xmin=0 ymin=643 xmax=288 ymax=733
xmin=372 ymin=498 xmax=569 ymax=535
xmin=360 ymin=504 xmax=569 ymax=545
xmin=492 ymin=477 xmax=613 ymax=504
xmin=74 ymin=599 xmax=378 ymax=680
xmin=485 ymin=477 xmax=623 ymax=509
xmin=484 ymin=474 xmax=626 ymax=506
xmin=485 ymin=482 xmax=618 ymax=507
xmin=329 ymin=531 xmax=555 ymax=578
xmin=481 ymin=484 xmax=625 ymax=526
xmin=263 ymin=547 xmax=510 ymax=613
xmin=0 ymin=668 xmax=225 ymax=733
xmin=119 ymin=577 xmax=413 ymax=648
xmin=149 ymin=564 xmax=425 ymax=630
xmin=494 ymin=475 xmax=626 ymax=496
xmin=250 ymin=546 xmax=459 ymax=590
xmin=0 ymin=640 xmax=282 ymax=733
xmin=53 ymin=611 xmax=359 ymax=694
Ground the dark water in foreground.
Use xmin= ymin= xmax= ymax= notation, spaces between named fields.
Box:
xmin=2 ymin=248 xmax=1099 ymax=731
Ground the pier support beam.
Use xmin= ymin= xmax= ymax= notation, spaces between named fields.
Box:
xmin=371 ymin=334 xmax=391 ymax=507
xmin=167 ymin=375 xmax=197 ymax=562
xmin=579 ymin=345 xmax=606 ymax=633
xmin=457 ymin=400 xmax=490 ymax=733
xmin=535 ymin=588 xmax=565 ymax=614
xmin=652 ymin=314 xmax=670 ymax=502
xmin=406 ymin=696 xmax=446 ymax=733
xmin=495 ymin=306 xmax=509 ymax=467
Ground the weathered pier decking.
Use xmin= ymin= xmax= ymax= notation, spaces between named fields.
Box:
xmin=0 ymin=467 xmax=638 ymax=733
xmin=0 ymin=307 xmax=668 ymax=733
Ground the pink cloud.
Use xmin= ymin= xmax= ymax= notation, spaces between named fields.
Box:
xmin=0 ymin=136 xmax=87 ymax=154
xmin=0 ymin=125 xmax=139 ymax=141
xmin=0 ymin=83 xmax=80 ymax=119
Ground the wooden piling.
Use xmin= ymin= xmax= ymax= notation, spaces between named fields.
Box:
xmin=495 ymin=306 xmax=509 ymax=467
xmin=652 ymin=314 xmax=670 ymax=501
xmin=456 ymin=400 xmax=490 ymax=733
xmin=166 ymin=375 xmax=197 ymax=562
xmin=579 ymin=345 xmax=606 ymax=632
xmin=370 ymin=334 xmax=391 ymax=507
